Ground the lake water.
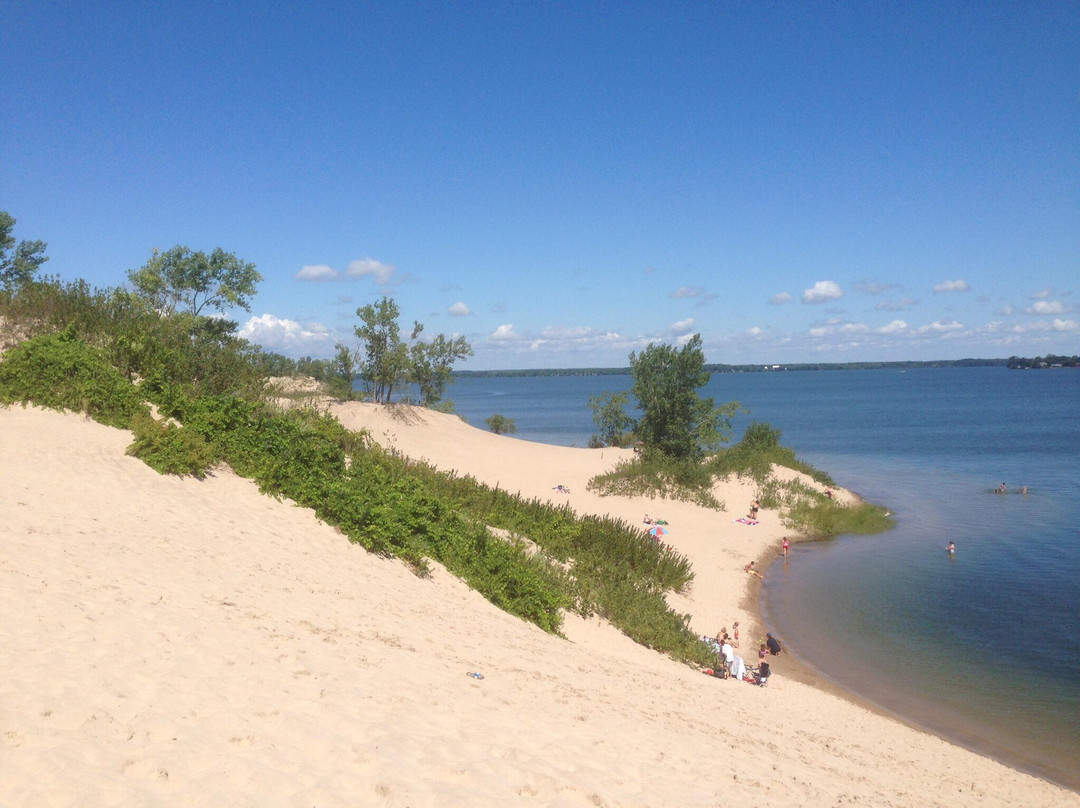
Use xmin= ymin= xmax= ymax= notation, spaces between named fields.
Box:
xmin=443 ymin=367 xmax=1080 ymax=791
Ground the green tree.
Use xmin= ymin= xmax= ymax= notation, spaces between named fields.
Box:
xmin=353 ymin=296 xmax=472 ymax=405
xmin=629 ymin=334 xmax=740 ymax=460
xmin=409 ymin=329 xmax=474 ymax=406
xmin=485 ymin=413 xmax=516 ymax=435
xmin=128 ymin=245 xmax=261 ymax=316
xmin=0 ymin=211 xmax=48 ymax=290
xmin=588 ymin=390 xmax=634 ymax=447
xmin=328 ymin=342 xmax=358 ymax=400
xmin=354 ymin=296 xmax=406 ymax=402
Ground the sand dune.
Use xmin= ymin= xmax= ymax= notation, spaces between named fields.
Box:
xmin=2 ymin=403 xmax=1076 ymax=806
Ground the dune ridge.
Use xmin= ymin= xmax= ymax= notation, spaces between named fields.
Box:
xmin=2 ymin=403 xmax=1076 ymax=806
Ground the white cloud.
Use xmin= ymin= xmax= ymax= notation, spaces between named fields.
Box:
xmin=1027 ymin=300 xmax=1067 ymax=315
xmin=746 ymin=326 xmax=765 ymax=337
xmin=802 ymin=281 xmax=843 ymax=304
xmin=1052 ymin=318 xmax=1080 ymax=332
xmin=238 ymin=314 xmax=333 ymax=355
xmin=538 ymin=326 xmax=623 ymax=344
xmin=769 ymin=292 xmax=792 ymax=305
xmin=448 ymin=301 xmax=471 ymax=316
xmin=295 ymin=264 xmax=338 ymax=281
xmin=675 ymin=332 xmax=696 ymax=346
xmin=840 ymin=322 xmax=868 ymax=334
xmin=916 ymin=320 xmax=964 ymax=334
xmin=876 ymin=298 xmax=918 ymax=312
xmin=995 ymin=304 xmax=1015 ymax=316
xmin=670 ymin=318 xmax=695 ymax=334
xmin=1031 ymin=289 xmax=1054 ymax=299
xmin=877 ymin=320 xmax=909 ymax=334
xmin=809 ymin=327 xmax=829 ymax=337
xmin=670 ymin=286 xmax=705 ymax=299
xmin=933 ymin=279 xmax=970 ymax=293
xmin=489 ymin=324 xmax=518 ymax=341
xmin=346 ymin=257 xmax=396 ymax=285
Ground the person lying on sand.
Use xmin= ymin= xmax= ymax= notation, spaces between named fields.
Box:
xmin=743 ymin=561 xmax=765 ymax=580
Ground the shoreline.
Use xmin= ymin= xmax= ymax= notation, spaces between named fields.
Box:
xmin=330 ymin=401 xmax=1075 ymax=795
xmin=758 ymin=533 xmax=1079 ymax=794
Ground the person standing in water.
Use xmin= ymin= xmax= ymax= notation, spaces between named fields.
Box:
xmin=946 ymin=541 xmax=955 ymax=555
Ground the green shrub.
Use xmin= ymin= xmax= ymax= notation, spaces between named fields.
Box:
xmin=587 ymin=452 xmax=722 ymax=510
xmin=0 ymin=328 xmax=145 ymax=428
xmin=126 ymin=412 xmax=217 ymax=477
xmin=784 ymin=499 xmax=893 ymax=537
xmin=709 ymin=420 xmax=835 ymax=485
xmin=485 ymin=413 xmax=516 ymax=435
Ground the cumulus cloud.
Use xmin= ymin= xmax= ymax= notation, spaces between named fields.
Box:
xmin=1027 ymin=300 xmax=1067 ymax=315
xmin=916 ymin=320 xmax=964 ymax=334
xmin=802 ymin=281 xmax=843 ymax=304
xmin=933 ymin=279 xmax=970 ymax=293
xmin=295 ymin=264 xmax=338 ymax=281
xmin=346 ymin=258 xmax=396 ymax=285
xmin=489 ymin=324 xmax=518 ymax=341
xmin=670 ymin=318 xmax=695 ymax=334
xmin=670 ymin=286 xmax=705 ymax=299
xmin=448 ymin=301 xmax=471 ymax=316
xmin=769 ymin=292 xmax=792 ymax=305
xmin=238 ymin=314 xmax=333 ymax=355
xmin=839 ymin=322 xmax=868 ymax=334
xmin=1052 ymin=318 xmax=1079 ymax=331
xmin=877 ymin=320 xmax=909 ymax=334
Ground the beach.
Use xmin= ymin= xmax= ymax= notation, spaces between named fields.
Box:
xmin=3 ymin=402 xmax=1077 ymax=807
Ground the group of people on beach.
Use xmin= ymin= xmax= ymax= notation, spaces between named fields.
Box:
xmin=705 ymin=624 xmax=782 ymax=685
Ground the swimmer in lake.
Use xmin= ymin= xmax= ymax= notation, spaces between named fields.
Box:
xmin=946 ymin=541 xmax=955 ymax=555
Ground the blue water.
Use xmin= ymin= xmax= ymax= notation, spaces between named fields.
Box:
xmin=444 ymin=367 xmax=1080 ymax=789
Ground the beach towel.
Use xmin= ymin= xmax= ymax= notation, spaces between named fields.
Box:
xmin=734 ymin=518 xmax=759 ymax=525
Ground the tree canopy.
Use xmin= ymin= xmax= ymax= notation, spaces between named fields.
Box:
xmin=0 ymin=211 xmax=48 ymax=290
xmin=351 ymin=296 xmax=472 ymax=405
xmin=128 ymin=245 xmax=261 ymax=316
xmin=629 ymin=334 xmax=740 ymax=460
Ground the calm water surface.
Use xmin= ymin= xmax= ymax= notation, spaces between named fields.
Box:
xmin=447 ymin=367 xmax=1080 ymax=790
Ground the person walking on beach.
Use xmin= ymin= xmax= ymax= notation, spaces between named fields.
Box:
xmin=781 ymin=537 xmax=790 ymax=558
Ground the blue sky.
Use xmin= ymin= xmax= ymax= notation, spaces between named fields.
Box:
xmin=2 ymin=2 xmax=1077 ymax=369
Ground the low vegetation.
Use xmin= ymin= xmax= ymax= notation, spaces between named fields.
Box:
xmin=0 ymin=220 xmax=889 ymax=670
xmin=0 ymin=272 xmax=716 ymax=667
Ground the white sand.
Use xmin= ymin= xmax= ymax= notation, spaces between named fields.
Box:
xmin=2 ymin=403 xmax=1076 ymax=807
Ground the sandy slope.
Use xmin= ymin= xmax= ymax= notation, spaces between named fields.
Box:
xmin=2 ymin=403 xmax=1075 ymax=807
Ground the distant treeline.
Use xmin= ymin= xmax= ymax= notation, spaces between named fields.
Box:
xmin=454 ymin=358 xmax=1012 ymax=378
xmin=1006 ymin=355 xmax=1079 ymax=369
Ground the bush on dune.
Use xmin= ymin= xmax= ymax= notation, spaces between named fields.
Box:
xmin=0 ymin=328 xmax=146 ymax=428
xmin=0 ymin=284 xmax=718 ymax=666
